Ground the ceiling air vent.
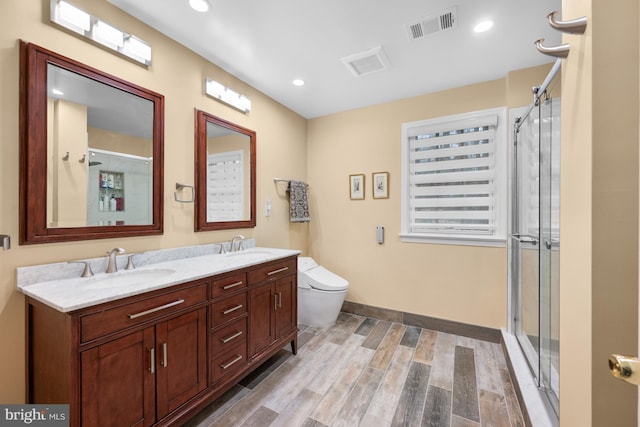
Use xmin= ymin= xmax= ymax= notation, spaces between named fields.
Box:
xmin=340 ymin=46 xmax=390 ymax=77
xmin=405 ymin=7 xmax=458 ymax=41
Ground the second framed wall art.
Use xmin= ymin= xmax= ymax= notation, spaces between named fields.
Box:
xmin=372 ymin=172 xmax=389 ymax=199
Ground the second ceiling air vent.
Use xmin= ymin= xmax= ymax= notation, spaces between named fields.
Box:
xmin=340 ymin=46 xmax=390 ymax=77
xmin=406 ymin=7 xmax=458 ymax=41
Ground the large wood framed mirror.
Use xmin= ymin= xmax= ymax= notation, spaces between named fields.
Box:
xmin=194 ymin=110 xmax=256 ymax=231
xmin=19 ymin=41 xmax=164 ymax=244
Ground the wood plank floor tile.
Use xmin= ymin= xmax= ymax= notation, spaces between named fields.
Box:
xmin=363 ymin=345 xmax=414 ymax=424
xmin=456 ymin=336 xmax=476 ymax=348
xmin=400 ymin=326 xmax=422 ymax=348
xmin=369 ymin=323 xmax=406 ymax=370
xmin=474 ymin=340 xmax=504 ymax=394
xmin=329 ymin=314 xmax=365 ymax=345
xmin=210 ymin=357 xmax=303 ymax=427
xmin=452 ymin=346 xmax=480 ymax=422
xmin=391 ymin=361 xmax=431 ymax=426
xmin=183 ymin=385 xmax=249 ymax=427
xmin=331 ymin=366 xmax=384 ymax=427
xmin=429 ymin=332 xmax=457 ymax=390
xmin=238 ymin=406 xmax=278 ymax=427
xmin=270 ymin=388 xmax=323 ymax=427
xmin=451 ymin=415 xmax=480 ymax=427
xmin=414 ymin=329 xmax=437 ymax=365
xmin=422 ymin=385 xmax=452 ymax=427
xmin=195 ymin=317 xmax=524 ymax=427
xmin=262 ymin=340 xmax=340 ymax=412
xmin=478 ymin=389 xmax=510 ymax=427
xmin=308 ymin=345 xmax=375 ymax=425
xmin=354 ymin=317 xmax=378 ymax=336
xmin=306 ymin=333 xmax=365 ymax=395
xmin=499 ymin=368 xmax=525 ymax=427
xmin=300 ymin=418 xmax=328 ymax=427
xmin=361 ymin=320 xmax=392 ymax=350
xmin=239 ymin=349 xmax=291 ymax=389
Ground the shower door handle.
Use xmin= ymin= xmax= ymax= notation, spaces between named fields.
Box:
xmin=544 ymin=239 xmax=560 ymax=250
xmin=609 ymin=354 xmax=640 ymax=385
xmin=510 ymin=234 xmax=539 ymax=245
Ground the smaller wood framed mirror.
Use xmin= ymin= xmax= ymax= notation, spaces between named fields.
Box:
xmin=194 ymin=110 xmax=256 ymax=231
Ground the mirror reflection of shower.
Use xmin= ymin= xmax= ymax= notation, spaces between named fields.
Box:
xmin=86 ymin=149 xmax=153 ymax=226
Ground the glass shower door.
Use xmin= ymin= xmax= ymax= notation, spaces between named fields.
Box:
xmin=512 ymin=83 xmax=560 ymax=413
xmin=539 ymin=94 xmax=560 ymax=408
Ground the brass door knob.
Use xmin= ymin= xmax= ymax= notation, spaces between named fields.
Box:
xmin=609 ymin=354 xmax=640 ymax=385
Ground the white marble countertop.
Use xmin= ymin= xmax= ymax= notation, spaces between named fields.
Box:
xmin=17 ymin=246 xmax=300 ymax=313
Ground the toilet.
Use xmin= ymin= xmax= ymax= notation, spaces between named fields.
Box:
xmin=297 ymin=257 xmax=349 ymax=327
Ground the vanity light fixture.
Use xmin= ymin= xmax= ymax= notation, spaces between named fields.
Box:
xmin=50 ymin=0 xmax=152 ymax=66
xmin=205 ymin=78 xmax=252 ymax=114
xmin=474 ymin=20 xmax=494 ymax=33
xmin=189 ymin=0 xmax=210 ymax=13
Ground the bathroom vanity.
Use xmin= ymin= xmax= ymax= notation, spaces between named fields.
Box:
xmin=19 ymin=246 xmax=298 ymax=427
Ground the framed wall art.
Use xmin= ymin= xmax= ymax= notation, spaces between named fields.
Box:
xmin=349 ymin=174 xmax=365 ymax=200
xmin=372 ymin=172 xmax=389 ymax=199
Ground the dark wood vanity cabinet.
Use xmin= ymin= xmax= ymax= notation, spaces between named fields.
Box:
xmin=248 ymin=258 xmax=298 ymax=358
xmin=26 ymin=255 xmax=298 ymax=427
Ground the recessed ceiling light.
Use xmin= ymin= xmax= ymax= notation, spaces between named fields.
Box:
xmin=292 ymin=79 xmax=305 ymax=86
xmin=474 ymin=20 xmax=493 ymax=33
xmin=189 ymin=0 xmax=210 ymax=12
xmin=52 ymin=88 xmax=64 ymax=96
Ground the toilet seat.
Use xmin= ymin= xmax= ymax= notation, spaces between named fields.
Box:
xmin=298 ymin=257 xmax=349 ymax=291
xmin=301 ymin=266 xmax=349 ymax=291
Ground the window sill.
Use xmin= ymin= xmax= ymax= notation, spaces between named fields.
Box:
xmin=399 ymin=233 xmax=506 ymax=248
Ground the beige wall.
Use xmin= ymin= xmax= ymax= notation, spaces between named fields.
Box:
xmin=0 ymin=0 xmax=307 ymax=403
xmin=306 ymin=68 xmax=550 ymax=330
xmin=560 ymin=0 xmax=640 ymax=425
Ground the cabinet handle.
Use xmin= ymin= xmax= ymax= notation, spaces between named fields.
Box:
xmin=274 ymin=294 xmax=278 ymax=311
xmin=161 ymin=342 xmax=168 ymax=367
xmin=223 ymin=281 xmax=243 ymax=290
xmin=220 ymin=354 xmax=243 ymax=370
xmin=267 ymin=266 xmax=288 ymax=276
xmin=220 ymin=330 xmax=243 ymax=344
xmin=128 ymin=299 xmax=185 ymax=319
xmin=149 ymin=348 xmax=155 ymax=374
xmin=222 ymin=304 xmax=243 ymax=315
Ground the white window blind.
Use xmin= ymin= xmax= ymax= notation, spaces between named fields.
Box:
xmin=401 ymin=108 xmax=506 ymax=246
xmin=206 ymin=150 xmax=244 ymax=222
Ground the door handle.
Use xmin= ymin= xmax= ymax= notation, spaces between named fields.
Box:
xmin=609 ymin=354 xmax=640 ymax=385
xmin=510 ymin=234 xmax=539 ymax=245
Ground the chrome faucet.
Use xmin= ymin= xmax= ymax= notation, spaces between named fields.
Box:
xmin=229 ymin=235 xmax=245 ymax=252
xmin=105 ymin=247 xmax=125 ymax=273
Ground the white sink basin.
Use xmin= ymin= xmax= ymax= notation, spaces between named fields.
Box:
xmin=81 ymin=268 xmax=176 ymax=290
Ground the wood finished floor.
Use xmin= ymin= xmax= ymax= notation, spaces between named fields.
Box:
xmin=186 ymin=313 xmax=525 ymax=427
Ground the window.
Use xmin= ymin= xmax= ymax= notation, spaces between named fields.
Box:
xmin=400 ymin=107 xmax=507 ymax=246
xmin=206 ymin=150 xmax=244 ymax=221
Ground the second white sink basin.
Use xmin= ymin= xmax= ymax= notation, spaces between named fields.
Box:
xmin=82 ymin=268 xmax=176 ymax=290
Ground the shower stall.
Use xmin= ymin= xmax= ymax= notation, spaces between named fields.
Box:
xmin=510 ymin=59 xmax=561 ymax=415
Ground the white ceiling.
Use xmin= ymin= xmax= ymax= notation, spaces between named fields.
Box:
xmin=106 ymin=0 xmax=562 ymax=119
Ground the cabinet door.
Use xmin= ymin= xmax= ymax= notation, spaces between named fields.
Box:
xmin=275 ymin=274 xmax=296 ymax=339
xmin=249 ymin=284 xmax=275 ymax=356
xmin=155 ymin=307 xmax=207 ymax=418
xmin=81 ymin=328 xmax=155 ymax=427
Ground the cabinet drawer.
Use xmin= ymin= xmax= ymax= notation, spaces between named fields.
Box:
xmin=211 ymin=317 xmax=247 ymax=355
xmin=211 ymin=292 xmax=247 ymax=326
xmin=211 ymin=342 xmax=247 ymax=384
xmin=247 ymin=258 xmax=296 ymax=285
xmin=211 ymin=273 xmax=247 ymax=299
xmin=81 ymin=284 xmax=206 ymax=343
